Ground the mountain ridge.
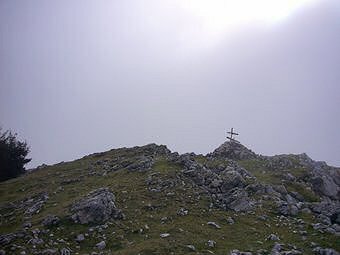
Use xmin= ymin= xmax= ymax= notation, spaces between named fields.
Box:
xmin=0 ymin=141 xmax=339 ymax=255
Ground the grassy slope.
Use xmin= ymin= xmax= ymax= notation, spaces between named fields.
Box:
xmin=0 ymin=150 xmax=338 ymax=255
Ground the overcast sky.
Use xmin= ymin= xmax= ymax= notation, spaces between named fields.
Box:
xmin=1 ymin=0 xmax=339 ymax=168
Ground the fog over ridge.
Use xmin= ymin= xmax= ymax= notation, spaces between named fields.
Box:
xmin=0 ymin=0 xmax=339 ymax=168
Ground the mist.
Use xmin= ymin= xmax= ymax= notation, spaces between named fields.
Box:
xmin=1 ymin=0 xmax=339 ymax=168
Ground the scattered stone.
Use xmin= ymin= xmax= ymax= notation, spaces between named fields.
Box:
xmin=160 ymin=233 xmax=170 ymax=238
xmin=42 ymin=215 xmax=60 ymax=227
xmin=207 ymin=221 xmax=221 ymax=229
xmin=186 ymin=245 xmax=196 ymax=251
xmin=22 ymin=222 xmax=32 ymax=229
xmin=60 ymin=248 xmax=72 ymax=255
xmin=207 ymin=240 xmax=216 ymax=248
xmin=271 ymin=242 xmax=282 ymax=255
xmin=266 ymin=234 xmax=280 ymax=241
xmin=0 ymin=233 xmax=17 ymax=246
xmin=313 ymin=247 xmax=340 ymax=255
xmin=41 ymin=249 xmax=58 ymax=255
xmin=257 ymin=215 xmax=268 ymax=221
xmin=75 ymin=234 xmax=85 ymax=242
xmin=28 ymin=237 xmax=44 ymax=245
xmin=177 ymin=208 xmax=188 ymax=216
xmin=226 ymin=217 xmax=235 ymax=224
xmin=24 ymin=193 xmax=49 ymax=216
xmin=96 ymin=241 xmax=106 ymax=250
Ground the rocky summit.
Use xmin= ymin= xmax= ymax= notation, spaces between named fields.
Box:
xmin=0 ymin=141 xmax=339 ymax=255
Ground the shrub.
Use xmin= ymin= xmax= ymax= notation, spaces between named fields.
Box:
xmin=0 ymin=128 xmax=31 ymax=181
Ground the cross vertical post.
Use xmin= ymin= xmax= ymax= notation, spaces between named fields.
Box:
xmin=227 ymin=128 xmax=239 ymax=142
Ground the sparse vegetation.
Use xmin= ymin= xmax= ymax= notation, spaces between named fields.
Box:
xmin=0 ymin=143 xmax=339 ymax=254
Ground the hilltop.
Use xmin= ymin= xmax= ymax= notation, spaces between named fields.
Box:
xmin=0 ymin=141 xmax=339 ymax=255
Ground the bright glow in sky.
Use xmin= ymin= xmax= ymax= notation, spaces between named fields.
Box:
xmin=177 ymin=0 xmax=317 ymax=49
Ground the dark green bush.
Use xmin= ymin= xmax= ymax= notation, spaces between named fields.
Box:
xmin=0 ymin=128 xmax=31 ymax=181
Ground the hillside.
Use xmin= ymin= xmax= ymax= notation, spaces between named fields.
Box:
xmin=0 ymin=141 xmax=339 ymax=255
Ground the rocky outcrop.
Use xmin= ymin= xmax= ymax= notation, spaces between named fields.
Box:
xmin=264 ymin=155 xmax=294 ymax=170
xmin=24 ymin=192 xmax=49 ymax=216
xmin=296 ymin=154 xmax=340 ymax=200
xmin=262 ymin=152 xmax=340 ymax=201
xmin=70 ymin=188 xmax=124 ymax=224
xmin=90 ymin=144 xmax=172 ymax=174
xmin=172 ymin=153 xmax=255 ymax=212
xmin=208 ymin=141 xmax=257 ymax=160
xmin=126 ymin=156 xmax=154 ymax=172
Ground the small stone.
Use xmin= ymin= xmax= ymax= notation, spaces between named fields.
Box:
xmin=227 ymin=217 xmax=235 ymax=224
xmin=313 ymin=247 xmax=340 ymax=255
xmin=60 ymin=248 xmax=72 ymax=255
xmin=22 ymin=222 xmax=32 ymax=229
xmin=177 ymin=208 xmax=188 ymax=216
xmin=75 ymin=234 xmax=85 ymax=242
xmin=207 ymin=221 xmax=221 ymax=229
xmin=160 ymin=233 xmax=170 ymax=238
xmin=42 ymin=215 xmax=60 ymax=227
xmin=266 ymin=234 xmax=280 ymax=241
xmin=207 ymin=240 xmax=216 ymax=248
xmin=41 ymin=249 xmax=58 ymax=255
xmin=186 ymin=245 xmax=196 ymax=251
xmin=96 ymin=241 xmax=106 ymax=250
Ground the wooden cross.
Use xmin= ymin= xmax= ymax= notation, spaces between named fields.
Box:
xmin=227 ymin=128 xmax=239 ymax=142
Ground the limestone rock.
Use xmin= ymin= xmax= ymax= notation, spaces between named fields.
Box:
xmin=207 ymin=221 xmax=221 ymax=229
xmin=313 ymin=247 xmax=340 ymax=255
xmin=75 ymin=234 xmax=85 ymax=242
xmin=223 ymin=188 xmax=253 ymax=212
xmin=96 ymin=241 xmax=106 ymax=250
xmin=186 ymin=245 xmax=196 ymax=251
xmin=70 ymin=188 xmax=124 ymax=224
xmin=127 ymin=156 xmax=154 ymax=172
xmin=277 ymin=201 xmax=299 ymax=216
xmin=160 ymin=233 xmax=170 ymax=238
xmin=42 ymin=215 xmax=60 ymax=227
xmin=209 ymin=141 xmax=257 ymax=160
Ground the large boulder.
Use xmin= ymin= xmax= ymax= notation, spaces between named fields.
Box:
xmin=70 ymin=188 xmax=124 ymax=224
xmin=220 ymin=188 xmax=253 ymax=212
xmin=311 ymin=175 xmax=339 ymax=200
xmin=220 ymin=170 xmax=246 ymax=192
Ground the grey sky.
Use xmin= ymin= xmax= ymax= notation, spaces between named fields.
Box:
xmin=1 ymin=0 xmax=339 ymax=168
